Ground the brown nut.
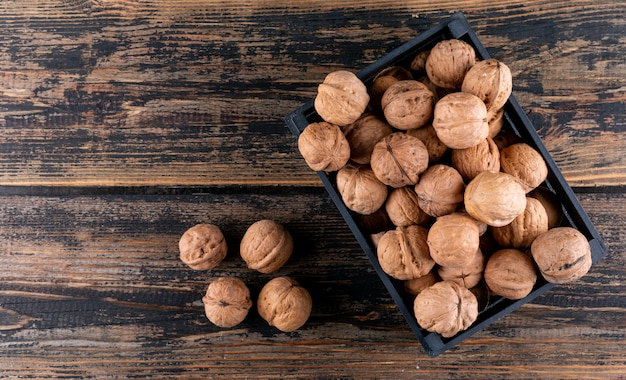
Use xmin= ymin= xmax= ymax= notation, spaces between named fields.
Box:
xmin=336 ymin=163 xmax=388 ymax=215
xmin=425 ymin=39 xmax=476 ymax=90
xmin=530 ymin=227 xmax=592 ymax=284
xmin=370 ymin=66 xmax=414 ymax=110
xmin=240 ymin=219 xmax=293 ymax=274
xmin=529 ymin=186 xmax=564 ymax=229
xmin=314 ymin=70 xmax=369 ymax=126
xmin=461 ymin=59 xmax=512 ymax=112
xmin=404 ymin=271 xmax=439 ymax=297
xmin=343 ymin=113 xmax=393 ymax=164
xmin=413 ymin=280 xmax=478 ymax=338
xmin=427 ymin=213 xmax=480 ymax=268
xmin=487 ymin=106 xmax=505 ymax=138
xmin=179 ymin=223 xmax=228 ymax=270
xmin=354 ymin=207 xmax=394 ymax=234
xmin=500 ymin=143 xmax=548 ymax=193
xmin=298 ymin=121 xmax=350 ymax=172
xmin=377 ymin=225 xmax=435 ymax=280
xmin=409 ymin=50 xmax=430 ymax=73
xmin=432 ymin=92 xmax=489 ymax=149
xmin=437 ymin=248 xmax=485 ymax=289
xmin=202 ymin=277 xmax=252 ymax=328
xmin=370 ymin=132 xmax=429 ymax=188
xmin=464 ymin=171 xmax=527 ymax=227
xmin=491 ymin=197 xmax=549 ymax=249
xmin=406 ymin=124 xmax=448 ymax=162
xmin=484 ymin=248 xmax=537 ymax=300
xmin=381 ymin=80 xmax=434 ymax=130
xmin=385 ymin=186 xmax=431 ymax=227
xmin=257 ymin=276 xmax=312 ymax=332
xmin=414 ymin=164 xmax=465 ymax=217
xmin=450 ymin=137 xmax=501 ymax=182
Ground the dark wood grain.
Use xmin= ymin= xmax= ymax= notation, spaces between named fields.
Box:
xmin=1 ymin=1 xmax=625 ymax=378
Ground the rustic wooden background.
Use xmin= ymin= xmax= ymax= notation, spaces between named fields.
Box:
xmin=1 ymin=1 xmax=625 ymax=378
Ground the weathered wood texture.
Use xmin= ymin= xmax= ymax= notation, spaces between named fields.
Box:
xmin=1 ymin=1 xmax=625 ymax=378
xmin=1 ymin=1 xmax=625 ymax=186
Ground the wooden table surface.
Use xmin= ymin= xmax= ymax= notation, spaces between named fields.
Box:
xmin=1 ymin=1 xmax=625 ymax=378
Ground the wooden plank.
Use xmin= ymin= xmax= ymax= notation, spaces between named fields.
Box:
xmin=1 ymin=1 xmax=625 ymax=187
xmin=0 ymin=190 xmax=623 ymax=377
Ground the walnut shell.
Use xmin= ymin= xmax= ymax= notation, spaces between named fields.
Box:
xmin=487 ymin=107 xmax=505 ymax=138
xmin=425 ymin=39 xmax=476 ymax=90
xmin=405 ymin=124 xmax=448 ymax=162
xmin=530 ymin=227 xmax=592 ymax=284
xmin=414 ymin=164 xmax=465 ymax=217
xmin=370 ymin=66 xmax=414 ymax=110
xmin=464 ymin=171 xmax=527 ymax=227
xmin=240 ymin=219 xmax=293 ymax=274
xmin=432 ymin=92 xmax=489 ymax=149
xmin=343 ymin=113 xmax=393 ymax=164
xmin=377 ymin=225 xmax=435 ymax=280
xmin=404 ymin=271 xmax=439 ymax=297
xmin=500 ymin=143 xmax=548 ymax=193
xmin=385 ymin=186 xmax=431 ymax=227
xmin=381 ymin=80 xmax=434 ymax=130
xmin=413 ymin=280 xmax=479 ymax=338
xmin=202 ymin=277 xmax=252 ymax=328
xmin=491 ymin=197 xmax=549 ymax=249
xmin=179 ymin=223 xmax=227 ymax=270
xmin=529 ymin=186 xmax=564 ymax=229
xmin=427 ymin=213 xmax=480 ymax=268
xmin=354 ymin=207 xmax=394 ymax=234
xmin=484 ymin=248 xmax=537 ymax=300
xmin=298 ymin=121 xmax=350 ymax=172
xmin=409 ymin=50 xmax=430 ymax=73
xmin=461 ymin=59 xmax=512 ymax=112
xmin=437 ymin=248 xmax=485 ymax=289
xmin=450 ymin=137 xmax=500 ymax=182
xmin=336 ymin=163 xmax=388 ymax=215
xmin=314 ymin=70 xmax=369 ymax=126
xmin=257 ymin=276 xmax=312 ymax=332
xmin=370 ymin=132 xmax=429 ymax=188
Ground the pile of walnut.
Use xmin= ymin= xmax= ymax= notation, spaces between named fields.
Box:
xmin=298 ymin=38 xmax=592 ymax=338
xmin=178 ymin=220 xmax=312 ymax=332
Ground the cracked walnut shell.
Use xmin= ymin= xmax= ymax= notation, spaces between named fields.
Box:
xmin=179 ymin=223 xmax=228 ymax=270
xmin=336 ymin=163 xmax=388 ymax=215
xmin=240 ymin=219 xmax=293 ymax=274
xmin=370 ymin=132 xmax=429 ymax=188
xmin=530 ymin=227 xmax=592 ymax=284
xmin=298 ymin=121 xmax=350 ymax=172
xmin=202 ymin=277 xmax=252 ymax=328
xmin=314 ymin=70 xmax=369 ymax=126
xmin=257 ymin=276 xmax=312 ymax=332
xmin=377 ymin=225 xmax=435 ymax=281
xmin=413 ymin=280 xmax=479 ymax=338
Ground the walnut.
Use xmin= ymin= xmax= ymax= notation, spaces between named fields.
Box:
xmin=404 ymin=271 xmax=439 ymax=297
xmin=354 ymin=207 xmax=393 ymax=234
xmin=425 ymin=39 xmax=476 ymax=90
xmin=179 ymin=223 xmax=228 ymax=270
xmin=409 ymin=50 xmax=430 ymax=73
xmin=427 ymin=213 xmax=480 ymax=268
xmin=202 ymin=277 xmax=252 ymax=328
xmin=336 ymin=163 xmax=388 ymax=215
xmin=493 ymin=129 xmax=520 ymax=150
xmin=491 ymin=197 xmax=549 ymax=249
xmin=385 ymin=186 xmax=431 ymax=227
xmin=461 ymin=59 xmax=512 ymax=112
xmin=370 ymin=66 xmax=413 ymax=110
xmin=343 ymin=113 xmax=393 ymax=164
xmin=381 ymin=80 xmax=434 ymax=130
xmin=484 ymin=248 xmax=537 ymax=300
xmin=437 ymin=248 xmax=485 ymax=289
xmin=298 ymin=121 xmax=350 ymax=172
xmin=240 ymin=219 xmax=293 ymax=274
xmin=432 ymin=92 xmax=489 ymax=149
xmin=370 ymin=132 xmax=429 ymax=188
xmin=450 ymin=137 xmax=500 ymax=182
xmin=257 ymin=276 xmax=312 ymax=332
xmin=464 ymin=171 xmax=527 ymax=227
xmin=529 ymin=186 xmax=564 ymax=229
xmin=530 ymin=227 xmax=592 ymax=284
xmin=413 ymin=280 xmax=478 ymax=338
xmin=406 ymin=124 xmax=448 ymax=162
xmin=487 ymin=108 xmax=505 ymax=139
xmin=377 ymin=225 xmax=435 ymax=280
xmin=500 ymin=143 xmax=548 ymax=193
xmin=414 ymin=164 xmax=465 ymax=217
xmin=314 ymin=70 xmax=369 ymax=126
